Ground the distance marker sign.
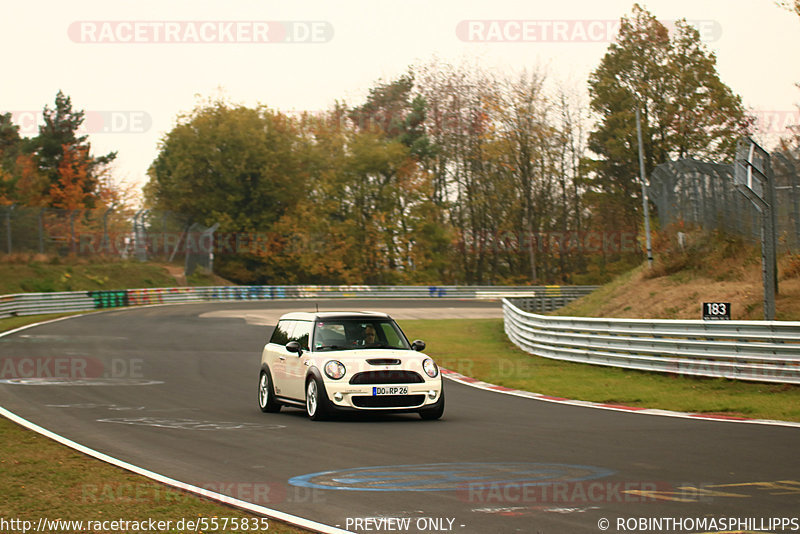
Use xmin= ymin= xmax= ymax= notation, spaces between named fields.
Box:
xmin=703 ymin=302 xmax=731 ymax=320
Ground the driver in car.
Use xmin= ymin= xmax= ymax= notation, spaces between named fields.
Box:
xmin=361 ymin=325 xmax=378 ymax=346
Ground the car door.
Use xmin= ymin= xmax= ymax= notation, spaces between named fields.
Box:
xmin=283 ymin=319 xmax=312 ymax=400
xmin=266 ymin=319 xmax=295 ymax=397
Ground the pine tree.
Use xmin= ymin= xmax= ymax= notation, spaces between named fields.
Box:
xmin=25 ymin=91 xmax=116 ymax=208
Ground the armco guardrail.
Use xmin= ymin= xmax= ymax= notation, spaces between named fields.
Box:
xmin=503 ymin=298 xmax=800 ymax=384
xmin=0 ymin=285 xmax=597 ymax=319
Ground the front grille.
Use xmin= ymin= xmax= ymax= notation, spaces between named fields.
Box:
xmin=349 ymin=370 xmax=424 ymax=385
xmin=352 ymin=395 xmax=426 ymax=408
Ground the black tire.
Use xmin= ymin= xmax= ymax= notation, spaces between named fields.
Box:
xmin=258 ymin=370 xmax=281 ymax=413
xmin=305 ymin=376 xmax=329 ymax=421
xmin=419 ymin=388 xmax=445 ymax=420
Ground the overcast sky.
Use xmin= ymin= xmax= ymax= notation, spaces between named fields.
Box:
xmin=2 ymin=0 xmax=798 ymax=199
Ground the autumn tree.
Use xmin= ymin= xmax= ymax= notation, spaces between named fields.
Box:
xmin=25 ymin=91 xmax=117 ymax=208
xmin=413 ymin=60 xmax=590 ymax=284
xmin=10 ymin=154 xmax=49 ymax=206
xmin=0 ymin=113 xmax=52 ymax=207
xmin=777 ymin=0 xmax=800 ymax=16
xmin=413 ymin=62 xmax=496 ymax=283
xmin=0 ymin=113 xmax=21 ymax=204
xmin=336 ymin=75 xmax=442 ymax=282
xmin=586 ymin=4 xmax=751 ymax=235
xmin=50 ymin=144 xmax=91 ymax=210
xmin=146 ymin=99 xmax=309 ymax=282
xmin=0 ymin=113 xmax=21 ymax=172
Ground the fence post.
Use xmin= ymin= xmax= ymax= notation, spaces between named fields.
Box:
xmin=635 ymin=108 xmax=653 ymax=268
xmin=103 ymin=208 xmax=113 ymax=255
xmin=38 ymin=208 xmax=45 ymax=254
xmin=133 ymin=209 xmax=149 ymax=262
xmin=734 ymin=138 xmax=777 ymax=320
xmin=4 ymin=205 xmax=13 ymax=254
xmin=795 ymin=175 xmax=800 ymax=250
xmin=69 ymin=209 xmax=79 ymax=255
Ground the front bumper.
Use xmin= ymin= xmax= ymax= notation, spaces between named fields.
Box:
xmin=322 ymin=380 xmax=442 ymax=411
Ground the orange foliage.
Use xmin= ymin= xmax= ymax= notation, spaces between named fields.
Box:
xmin=50 ymin=144 xmax=91 ymax=210
xmin=0 ymin=168 xmax=12 ymax=205
xmin=13 ymin=153 xmax=49 ymax=206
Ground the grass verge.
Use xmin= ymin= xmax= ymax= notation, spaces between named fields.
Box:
xmin=0 ymin=414 xmax=311 ymax=534
xmin=0 ymin=257 xmax=231 ymax=295
xmin=400 ymin=318 xmax=800 ymax=422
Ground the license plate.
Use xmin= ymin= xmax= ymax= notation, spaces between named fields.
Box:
xmin=372 ymin=386 xmax=408 ymax=396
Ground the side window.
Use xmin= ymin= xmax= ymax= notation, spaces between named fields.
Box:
xmin=290 ymin=320 xmax=312 ymax=351
xmin=313 ymin=322 xmax=347 ymax=350
xmin=380 ymin=323 xmax=403 ymax=348
xmin=269 ymin=320 xmax=294 ymax=346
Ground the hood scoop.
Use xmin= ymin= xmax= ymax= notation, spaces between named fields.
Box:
xmin=367 ymin=358 xmax=401 ymax=366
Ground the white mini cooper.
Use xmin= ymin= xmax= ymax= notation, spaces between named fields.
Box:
xmin=258 ymin=311 xmax=444 ymax=420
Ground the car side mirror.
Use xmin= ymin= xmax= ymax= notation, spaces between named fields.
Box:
xmin=411 ymin=339 xmax=426 ymax=352
xmin=286 ymin=341 xmax=303 ymax=355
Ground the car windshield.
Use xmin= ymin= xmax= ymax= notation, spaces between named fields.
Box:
xmin=313 ymin=318 xmax=411 ymax=351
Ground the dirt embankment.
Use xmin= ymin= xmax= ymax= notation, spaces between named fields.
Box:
xmin=557 ymin=230 xmax=800 ymax=321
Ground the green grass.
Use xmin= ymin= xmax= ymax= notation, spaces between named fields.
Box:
xmin=0 ymin=312 xmax=89 ymax=333
xmin=0 ymin=257 xmax=232 ymax=295
xmin=0 ymin=260 xmax=177 ymax=294
xmin=400 ymin=318 xmax=800 ymax=422
xmin=0 ymin=415 xmax=311 ymax=534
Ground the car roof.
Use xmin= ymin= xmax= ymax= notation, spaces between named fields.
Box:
xmin=277 ymin=311 xmax=392 ymax=322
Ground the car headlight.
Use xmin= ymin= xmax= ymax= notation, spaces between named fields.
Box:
xmin=422 ymin=358 xmax=439 ymax=378
xmin=324 ymin=360 xmax=346 ymax=380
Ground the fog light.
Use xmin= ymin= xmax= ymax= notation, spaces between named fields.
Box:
xmin=334 ymin=392 xmax=343 ymax=402
xmin=428 ymin=390 xmax=437 ymax=399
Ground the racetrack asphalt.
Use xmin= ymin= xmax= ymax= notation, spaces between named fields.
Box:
xmin=1 ymin=300 xmax=798 ymax=534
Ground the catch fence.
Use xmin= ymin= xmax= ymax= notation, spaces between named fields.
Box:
xmin=649 ymin=149 xmax=800 ymax=250
xmin=0 ymin=206 xmax=215 ymax=274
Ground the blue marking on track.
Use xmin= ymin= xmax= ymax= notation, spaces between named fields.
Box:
xmin=288 ymin=462 xmax=615 ymax=491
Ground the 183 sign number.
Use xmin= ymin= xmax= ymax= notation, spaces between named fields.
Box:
xmin=703 ymin=302 xmax=731 ymax=320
